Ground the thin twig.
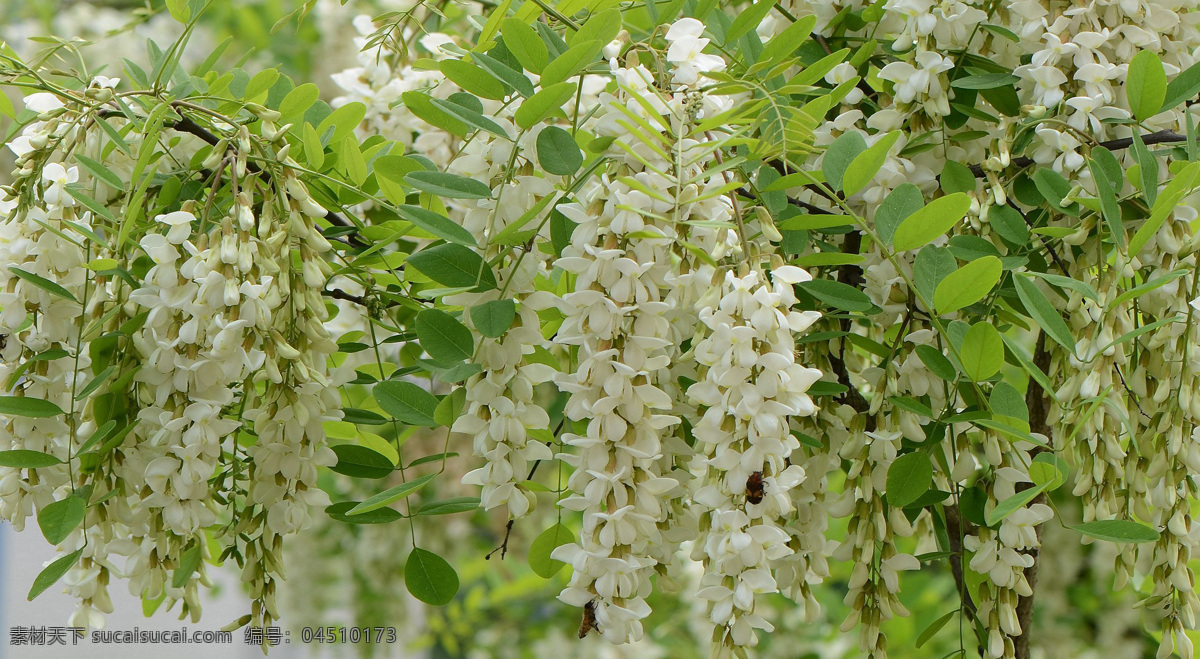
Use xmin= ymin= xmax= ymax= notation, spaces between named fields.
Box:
xmin=168 ymin=114 xmax=362 ymax=239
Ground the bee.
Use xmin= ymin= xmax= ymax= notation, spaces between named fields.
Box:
xmin=745 ymin=471 xmax=766 ymax=505
xmin=578 ymin=600 xmax=598 ymax=639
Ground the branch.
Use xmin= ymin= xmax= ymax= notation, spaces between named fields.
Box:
xmin=969 ymin=130 xmax=1185 ymax=178
xmin=169 ymin=114 xmax=364 ymax=243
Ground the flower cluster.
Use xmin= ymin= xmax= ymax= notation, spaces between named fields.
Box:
xmin=687 ymin=266 xmax=822 ymax=648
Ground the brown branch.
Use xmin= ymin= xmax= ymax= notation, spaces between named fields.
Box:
xmin=969 ymin=130 xmax=1185 ymax=178
xmin=1014 ymin=334 xmax=1053 ymax=659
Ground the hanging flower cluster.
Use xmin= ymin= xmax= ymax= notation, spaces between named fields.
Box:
xmin=0 ymin=77 xmax=342 ymax=631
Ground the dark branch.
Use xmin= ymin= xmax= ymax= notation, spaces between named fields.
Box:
xmin=969 ymin=130 xmax=1185 ymax=178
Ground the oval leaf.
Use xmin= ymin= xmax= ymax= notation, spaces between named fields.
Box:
xmin=405 ymin=548 xmax=459 ymax=605
xmin=960 ymin=322 xmax=1004 ymax=382
xmin=529 ymin=523 xmax=574 ymax=578
xmin=933 ymin=256 xmax=1002 ymax=314
xmin=374 ymin=381 xmax=440 ymax=427
xmin=892 ymin=193 xmax=971 ymax=252
xmin=38 ymin=496 xmax=86 ymax=545
xmin=886 ymin=452 xmax=933 ymax=508
xmin=416 ymin=308 xmax=474 ymax=363
xmin=330 ymin=444 xmax=395 ymax=479
xmin=1073 ymin=519 xmax=1160 ymax=544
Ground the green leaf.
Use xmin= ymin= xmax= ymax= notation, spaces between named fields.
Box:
xmin=985 ymin=485 xmax=1046 ymax=526
xmin=166 ymin=0 xmax=190 ymax=22
xmin=37 ymin=496 xmax=85 ymax=545
xmin=1130 ymin=132 xmax=1158 ymax=208
xmin=822 ymin=132 xmax=867 ymax=193
xmin=1129 ymin=161 xmax=1200 ymax=255
xmin=502 ymin=18 xmax=549 ymax=74
xmin=570 ymin=8 xmax=622 ymax=48
xmin=329 ymin=444 xmax=395 ymax=479
xmin=1127 ymin=50 xmax=1167 ymax=121
xmin=1029 ymin=453 xmax=1068 ymax=490
xmin=950 ymin=73 xmax=1020 ymax=90
xmin=1089 ymin=158 xmax=1123 ymax=246
xmin=407 ymin=244 xmax=497 ymax=291
xmin=1162 ymin=60 xmax=1200 ymax=111
xmin=913 ymin=246 xmax=957 ymax=302
xmin=529 ymin=523 xmax=574 ymax=578
xmin=470 ymin=52 xmax=536 ymax=98
xmin=1073 ymin=519 xmax=1159 ymax=543
xmin=916 ymin=344 xmax=957 ymax=381
xmin=405 ymin=548 xmax=459 ymax=605
xmin=471 ymin=299 xmax=516 ymax=338
xmin=933 ymin=255 xmax=1001 ymax=314
xmin=892 ymin=193 xmax=971 ymax=252
xmin=374 ymin=155 xmax=421 ymax=204
xmin=0 ymin=450 xmax=64 ymax=469
xmin=875 ymin=183 xmax=923 ymax=246
xmin=350 ymin=472 xmax=438 ymax=515
xmin=409 ymin=452 xmax=460 ymax=468
xmin=404 ymin=171 xmax=492 ymax=199
xmin=172 ymin=543 xmax=203 ymax=588
xmin=886 ymin=452 xmax=933 ymax=508
xmin=374 ymin=381 xmax=440 ymax=427
xmin=989 ymin=381 xmax=1029 ymax=431
xmin=416 ymin=497 xmax=480 ymax=516
xmin=75 ymin=420 xmax=117 ymax=455
xmin=1024 ymin=271 xmax=1100 ymax=302
xmin=726 ymin=0 xmax=776 ymax=44
xmin=960 ymin=322 xmax=1003 ymax=382
xmin=842 ymin=132 xmax=901 ymax=196
xmin=279 ymin=82 xmax=320 ymax=122
xmin=798 ymin=279 xmax=873 ymax=312
xmin=325 ymin=501 xmax=403 ymax=524
xmin=1031 ymin=168 xmax=1078 ymax=215
xmin=940 ymin=161 xmax=975 ymax=194
xmin=73 ymin=154 xmax=123 ymax=189
xmin=9 ymin=267 xmax=78 ymax=303
xmin=315 ymin=102 xmax=366 ymax=145
xmin=536 ymin=126 xmax=582 ymax=176
xmin=417 ymin=309 xmax=474 ymax=363
xmin=0 ymin=396 xmax=65 ymax=418
xmin=1013 ymin=275 xmax=1075 ymax=352
xmin=65 ymin=185 xmax=117 ymax=224
xmin=430 ymin=97 xmax=510 ymax=139
xmin=395 ymin=205 xmax=477 ymax=246
xmin=916 ymin=610 xmax=957 ymax=648
xmin=433 ymin=388 xmax=466 ymax=427
xmin=401 ymin=90 xmax=467 ymax=137
xmin=514 ymin=82 xmax=577 ymax=129
xmin=28 ymin=549 xmax=83 ymax=601
xmin=540 ymin=40 xmax=601 ymax=87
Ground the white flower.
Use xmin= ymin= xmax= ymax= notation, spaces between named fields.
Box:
xmin=41 ymin=163 xmax=78 ymax=207
xmin=665 ymin=18 xmax=726 ymax=86
xmin=155 ymin=211 xmax=195 ymax=244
